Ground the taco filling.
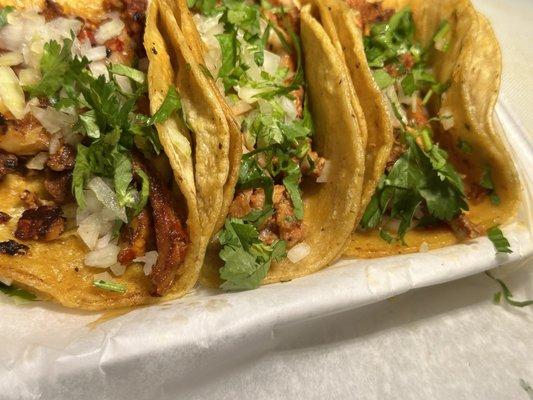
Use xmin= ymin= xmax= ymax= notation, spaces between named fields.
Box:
xmin=0 ymin=1 xmax=188 ymax=297
xmin=190 ymin=0 xmax=327 ymax=289
xmin=350 ymin=4 xmax=501 ymax=245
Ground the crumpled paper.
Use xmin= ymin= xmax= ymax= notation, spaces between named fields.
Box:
xmin=0 ymin=101 xmax=531 ymax=399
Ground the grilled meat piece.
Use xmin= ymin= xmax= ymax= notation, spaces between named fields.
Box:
xmin=133 ymin=155 xmax=188 ymax=296
xmin=46 ymin=144 xmax=75 ymax=172
xmin=44 ymin=170 xmax=73 ymax=205
xmin=449 ymin=213 xmax=482 ymax=240
xmin=117 ymin=208 xmax=153 ymax=264
xmin=0 ymin=152 xmax=18 ymax=179
xmin=0 ymin=212 xmax=11 ymax=224
xmin=0 ymin=240 xmax=29 ymax=256
xmin=15 ymin=206 xmax=65 ymax=242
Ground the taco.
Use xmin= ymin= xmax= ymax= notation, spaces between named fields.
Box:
xmin=316 ymin=0 xmax=521 ymax=257
xmin=0 ymin=0 xmax=228 ymax=309
xmin=161 ymin=0 xmax=365 ymax=289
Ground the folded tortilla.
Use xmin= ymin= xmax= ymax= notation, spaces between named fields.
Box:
xmin=0 ymin=0 xmax=230 ymax=309
xmin=317 ymin=0 xmax=521 ymax=257
xmin=162 ymin=0 xmax=366 ymax=287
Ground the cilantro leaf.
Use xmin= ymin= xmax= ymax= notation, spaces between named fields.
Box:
xmin=219 ymin=218 xmax=286 ymax=290
xmin=0 ymin=6 xmax=14 ymax=28
xmin=487 ymin=226 xmax=512 ymax=254
xmin=373 ymin=69 xmax=395 ymax=89
xmin=361 ymin=133 xmax=467 ymax=242
xmin=93 ymin=279 xmax=127 ymax=293
xmin=480 ymin=166 xmax=501 ymax=206
xmin=26 ymin=38 xmax=88 ymax=98
xmin=486 ymin=271 xmax=532 ymax=307
xmin=0 ymin=282 xmax=37 ymax=301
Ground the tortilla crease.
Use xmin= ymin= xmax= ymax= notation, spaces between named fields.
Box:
xmin=313 ymin=0 xmax=393 ymax=221
xmin=196 ymin=4 xmax=365 ymax=288
xmin=0 ymin=1 xmax=205 ymax=310
xmin=334 ymin=0 xmax=521 ymax=258
xmin=160 ymin=0 xmax=242 ymax=235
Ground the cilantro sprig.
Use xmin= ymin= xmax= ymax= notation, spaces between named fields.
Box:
xmin=487 ymin=226 xmax=512 ymax=254
xmin=219 ymin=218 xmax=286 ymax=290
xmin=28 ymin=37 xmax=181 ymax=221
xmin=486 ymin=271 xmax=532 ymax=308
xmin=0 ymin=282 xmax=37 ymax=301
xmin=361 ymin=132 xmax=468 ymax=242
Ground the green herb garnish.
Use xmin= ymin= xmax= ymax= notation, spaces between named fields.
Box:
xmin=0 ymin=6 xmax=14 ymax=29
xmin=487 ymin=226 xmax=512 ymax=254
xmin=93 ymin=279 xmax=127 ymax=294
xmin=219 ymin=218 xmax=286 ymax=290
xmin=486 ymin=271 xmax=532 ymax=307
xmin=0 ymin=282 xmax=37 ymax=301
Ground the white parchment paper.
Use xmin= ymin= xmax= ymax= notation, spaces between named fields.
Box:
xmin=1 ymin=0 xmax=533 ymax=396
xmin=0 ymin=101 xmax=531 ymax=399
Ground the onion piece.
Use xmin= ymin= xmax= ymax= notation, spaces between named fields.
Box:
xmin=89 ymin=61 xmax=109 ymax=79
xmin=263 ymin=50 xmax=281 ymax=75
xmin=31 ymin=106 xmax=76 ymax=134
xmin=78 ymin=214 xmax=101 ymax=250
xmin=26 ymin=152 xmax=49 ymax=170
xmin=0 ymin=51 xmax=24 ymax=67
xmin=93 ymin=271 xmax=113 ymax=282
xmin=95 ymin=18 xmax=125 ymax=44
xmin=49 ymin=133 xmax=62 ymax=154
xmin=82 ymin=45 xmax=107 ymax=62
xmin=316 ymin=160 xmax=331 ymax=183
xmin=110 ymin=263 xmax=126 ymax=276
xmin=287 ymin=242 xmax=311 ymax=263
xmin=134 ymin=251 xmax=159 ymax=276
xmin=0 ymin=66 xmax=26 ymax=119
xmin=18 ymin=68 xmax=41 ymax=86
xmin=87 ymin=177 xmax=128 ymax=222
xmin=419 ymin=242 xmax=430 ymax=253
xmin=84 ymin=244 xmax=121 ymax=268
xmin=439 ymin=107 xmax=455 ymax=130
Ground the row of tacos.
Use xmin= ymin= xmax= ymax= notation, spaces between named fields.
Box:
xmin=0 ymin=0 xmax=520 ymax=310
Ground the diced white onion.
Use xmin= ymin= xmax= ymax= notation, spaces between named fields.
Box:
xmin=26 ymin=152 xmax=49 ymax=170
xmin=89 ymin=61 xmax=109 ymax=79
xmin=30 ymin=106 xmax=76 ymax=134
xmin=96 ymin=232 xmax=112 ymax=249
xmin=0 ymin=66 xmax=26 ymax=119
xmin=18 ymin=68 xmax=41 ymax=86
xmin=87 ymin=177 xmax=128 ymax=222
xmin=231 ymin=100 xmax=253 ymax=117
xmin=236 ymin=85 xmax=268 ymax=105
xmin=316 ymin=160 xmax=331 ymax=183
xmin=263 ymin=50 xmax=281 ymax=75
xmin=280 ymin=96 xmax=297 ymax=121
xmin=95 ymin=18 xmax=125 ymax=44
xmin=419 ymin=242 xmax=430 ymax=253
xmin=110 ymin=263 xmax=126 ymax=276
xmin=82 ymin=45 xmax=108 ymax=62
xmin=134 ymin=251 xmax=159 ymax=276
xmin=0 ymin=51 xmax=24 ymax=67
xmin=78 ymin=215 xmax=101 ymax=250
xmin=115 ymin=74 xmax=133 ymax=94
xmin=93 ymin=271 xmax=113 ymax=282
xmin=84 ymin=244 xmax=121 ymax=268
xmin=49 ymin=133 xmax=62 ymax=154
xmin=439 ymin=107 xmax=455 ymax=130
xmin=287 ymin=242 xmax=311 ymax=263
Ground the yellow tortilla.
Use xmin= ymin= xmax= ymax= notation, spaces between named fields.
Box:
xmin=337 ymin=0 xmax=521 ymax=257
xmin=0 ymin=0 xmax=207 ymax=309
xmin=198 ymin=4 xmax=366 ymax=287
xmin=161 ymin=0 xmax=243 ymax=234
xmin=314 ymin=0 xmax=393 ymax=221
